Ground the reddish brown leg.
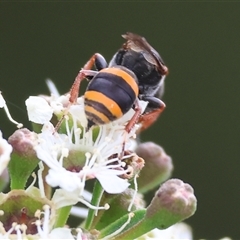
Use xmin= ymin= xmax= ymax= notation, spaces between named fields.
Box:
xmin=138 ymin=101 xmax=166 ymax=132
xmin=125 ymin=99 xmax=142 ymax=133
xmin=69 ymin=54 xmax=101 ymax=104
xmin=54 ymin=54 xmax=100 ymax=132
xmin=120 ymin=99 xmax=142 ymax=159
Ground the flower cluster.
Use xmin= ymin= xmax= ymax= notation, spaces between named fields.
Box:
xmin=0 ymin=81 xmax=198 ymax=239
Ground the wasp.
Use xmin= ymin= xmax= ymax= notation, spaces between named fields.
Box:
xmin=58 ymin=32 xmax=168 ymax=133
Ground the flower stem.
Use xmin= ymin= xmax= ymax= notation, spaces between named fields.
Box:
xmin=54 ymin=205 xmax=72 ymax=228
xmin=85 ymin=180 xmax=104 ymax=230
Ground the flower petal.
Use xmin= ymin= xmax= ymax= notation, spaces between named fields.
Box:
xmin=25 ymin=96 xmax=53 ymax=124
xmin=96 ymin=171 xmax=130 ymax=194
xmin=46 ymin=168 xmax=82 ymax=192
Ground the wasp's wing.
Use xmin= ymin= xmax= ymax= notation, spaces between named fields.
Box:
xmin=122 ymin=32 xmax=168 ymax=75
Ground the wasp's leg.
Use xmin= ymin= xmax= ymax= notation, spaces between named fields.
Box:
xmin=69 ymin=53 xmax=107 ymax=104
xmin=119 ymin=99 xmax=142 ymax=159
xmin=55 ymin=53 xmax=107 ymax=132
xmin=79 ymin=69 xmax=99 ymax=77
xmin=138 ymin=96 xmax=165 ymax=132
xmin=125 ymin=99 xmax=142 ymax=133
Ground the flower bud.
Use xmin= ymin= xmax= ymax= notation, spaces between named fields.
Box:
xmin=8 ymin=128 xmax=39 ymax=189
xmin=146 ymin=179 xmax=197 ymax=229
xmin=8 ymin=128 xmax=37 ymax=158
xmin=136 ymin=142 xmax=173 ymax=193
xmin=115 ymin=179 xmax=197 ymax=239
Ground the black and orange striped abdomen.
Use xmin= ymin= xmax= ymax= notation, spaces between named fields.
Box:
xmin=84 ymin=66 xmax=139 ymax=128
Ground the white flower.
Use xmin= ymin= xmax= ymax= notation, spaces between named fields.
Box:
xmin=0 ymin=131 xmax=13 ymax=175
xmin=33 ymin=93 xmax=147 ymax=207
xmin=34 ymin=122 xmax=131 ymax=195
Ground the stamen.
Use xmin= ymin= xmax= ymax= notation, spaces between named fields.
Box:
xmin=37 ymin=162 xmax=46 ymax=198
xmin=35 ymin=210 xmax=41 ymax=218
xmin=79 ymin=152 xmax=91 ymax=196
xmin=94 ymin=187 xmax=104 ymax=216
xmin=35 ymin=219 xmax=43 ymax=235
xmin=128 ymin=173 xmax=138 ymax=212
xmin=0 ymin=92 xmax=23 ymax=128
xmin=26 ymin=172 xmax=37 ymax=193
xmin=72 ymin=118 xmax=81 ymax=145
xmin=0 ymin=222 xmax=6 ymax=235
xmin=15 ymin=224 xmax=22 ymax=239
xmin=89 ymin=150 xmax=100 ymax=167
xmin=59 ymin=148 xmax=69 ymax=166
xmin=6 ymin=222 xmax=16 ymax=236
xmin=65 ymin=118 xmax=71 ymax=139
xmin=42 ymin=205 xmax=50 ymax=235
xmin=20 ymin=224 xmax=27 ymax=236
xmin=35 ymin=205 xmax=51 ymax=238
xmin=79 ymin=197 xmax=109 ymax=211
xmin=95 ymin=136 xmax=110 ymax=152
xmin=94 ymin=125 xmax=104 ymax=146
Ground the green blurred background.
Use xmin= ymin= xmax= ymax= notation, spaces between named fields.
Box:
xmin=1 ymin=3 xmax=239 ymax=239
